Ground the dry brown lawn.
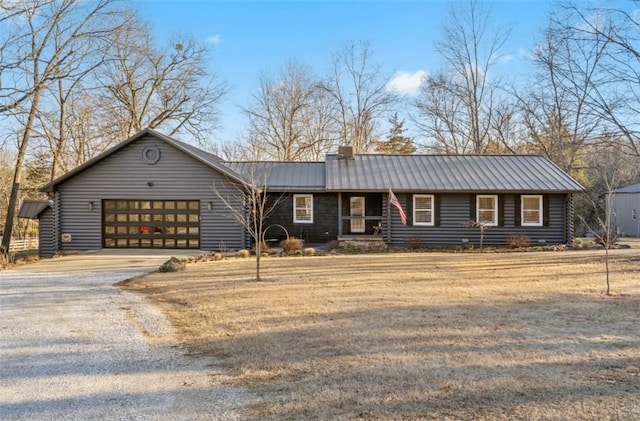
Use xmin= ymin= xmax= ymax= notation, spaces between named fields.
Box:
xmin=120 ymin=248 xmax=640 ymax=420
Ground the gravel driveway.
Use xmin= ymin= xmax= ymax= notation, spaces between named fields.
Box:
xmin=0 ymin=251 xmax=247 ymax=420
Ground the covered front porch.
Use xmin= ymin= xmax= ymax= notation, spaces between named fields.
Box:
xmin=337 ymin=192 xmax=387 ymax=250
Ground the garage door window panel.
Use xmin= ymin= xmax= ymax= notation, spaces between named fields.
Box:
xmin=103 ymin=199 xmax=200 ymax=249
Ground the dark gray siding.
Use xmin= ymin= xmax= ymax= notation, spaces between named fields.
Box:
xmin=266 ymin=193 xmax=339 ymax=244
xmin=38 ymin=207 xmax=55 ymax=257
xmin=56 ymin=134 xmax=244 ymax=251
xmin=388 ymin=193 xmax=570 ymax=247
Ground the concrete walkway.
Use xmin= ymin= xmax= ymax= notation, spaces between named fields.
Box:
xmin=0 ymin=250 xmax=247 ymax=420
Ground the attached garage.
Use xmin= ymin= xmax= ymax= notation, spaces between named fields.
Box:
xmin=39 ymin=128 xmax=247 ymax=253
xmin=102 ymin=199 xmax=200 ymax=249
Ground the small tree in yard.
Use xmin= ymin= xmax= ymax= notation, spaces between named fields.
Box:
xmin=465 ymin=220 xmax=489 ymax=251
xmin=579 ymin=180 xmax=618 ymax=296
xmin=212 ymin=166 xmax=285 ymax=281
xmin=578 ymin=147 xmax=629 ymax=296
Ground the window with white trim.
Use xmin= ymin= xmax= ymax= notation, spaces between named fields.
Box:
xmin=477 ymin=195 xmax=498 ymax=226
xmin=521 ymin=195 xmax=543 ymax=226
xmin=293 ymin=194 xmax=313 ymax=223
xmin=413 ymin=194 xmax=434 ymax=226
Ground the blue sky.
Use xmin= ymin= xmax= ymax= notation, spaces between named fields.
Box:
xmin=136 ymin=0 xmax=556 ymax=145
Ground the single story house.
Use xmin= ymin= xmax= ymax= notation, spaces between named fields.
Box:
xmin=612 ymin=182 xmax=640 ymax=236
xmin=22 ymin=128 xmax=583 ymax=256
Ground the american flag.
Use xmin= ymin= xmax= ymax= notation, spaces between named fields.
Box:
xmin=388 ymin=189 xmax=407 ymax=225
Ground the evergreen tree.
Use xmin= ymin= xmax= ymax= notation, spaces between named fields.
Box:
xmin=375 ymin=113 xmax=416 ymax=154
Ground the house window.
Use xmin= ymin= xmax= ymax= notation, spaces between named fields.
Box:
xmin=413 ymin=195 xmax=434 ymax=226
xmin=477 ymin=195 xmax=498 ymax=226
xmin=294 ymin=194 xmax=313 ymax=223
xmin=521 ymin=195 xmax=543 ymax=226
xmin=633 ymin=209 xmax=637 ymax=220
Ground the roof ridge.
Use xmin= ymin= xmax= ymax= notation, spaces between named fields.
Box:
xmin=225 ymin=160 xmax=325 ymax=164
xmin=326 ymin=153 xmax=546 ymax=158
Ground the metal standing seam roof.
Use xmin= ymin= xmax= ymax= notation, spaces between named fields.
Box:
xmin=18 ymin=200 xmax=53 ymax=219
xmin=35 ymin=127 xmax=584 ymax=194
xmin=614 ymin=183 xmax=640 ymax=194
xmin=225 ymin=161 xmax=326 ymax=191
xmin=325 ymin=154 xmax=584 ymax=192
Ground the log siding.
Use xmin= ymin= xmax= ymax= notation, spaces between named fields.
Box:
xmin=388 ymin=193 xmax=570 ymax=247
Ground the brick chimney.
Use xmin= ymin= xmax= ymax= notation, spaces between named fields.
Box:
xmin=337 ymin=145 xmax=354 ymax=160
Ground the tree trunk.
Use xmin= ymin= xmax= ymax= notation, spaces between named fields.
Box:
xmin=2 ymin=89 xmax=42 ymax=252
xmin=605 ymin=246 xmax=610 ymax=295
xmin=51 ymin=78 xmax=66 ymax=182
xmin=256 ymin=244 xmax=261 ymax=281
xmin=2 ymin=160 xmax=26 ymax=252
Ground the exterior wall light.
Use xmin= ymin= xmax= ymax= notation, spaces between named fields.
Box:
xmin=88 ymin=201 xmax=94 ymax=211
xmin=207 ymin=201 xmax=213 ymax=211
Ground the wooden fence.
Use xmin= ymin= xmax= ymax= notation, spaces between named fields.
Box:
xmin=3 ymin=238 xmax=39 ymax=252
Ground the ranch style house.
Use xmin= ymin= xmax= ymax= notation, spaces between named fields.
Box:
xmin=21 ymin=128 xmax=583 ymax=257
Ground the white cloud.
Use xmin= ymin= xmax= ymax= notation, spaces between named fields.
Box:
xmin=495 ymin=54 xmax=514 ymax=64
xmin=518 ymin=47 xmax=531 ymax=59
xmin=206 ymin=34 xmax=221 ymax=45
xmin=386 ymin=70 xmax=427 ymax=96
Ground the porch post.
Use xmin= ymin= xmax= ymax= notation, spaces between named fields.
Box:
xmin=385 ymin=192 xmax=391 ymax=243
xmin=337 ymin=192 xmax=342 ymax=236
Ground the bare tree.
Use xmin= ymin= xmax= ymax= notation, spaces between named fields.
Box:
xmin=578 ymin=146 xmax=627 ymax=295
xmin=0 ymin=148 xmax=14 ymax=241
xmin=517 ymin=15 xmax=608 ymax=175
xmin=96 ymin=21 xmax=227 ymax=145
xmin=489 ymin=102 xmax=524 ymax=153
xmin=320 ymin=41 xmax=397 ymax=153
xmin=413 ymin=0 xmax=511 ymax=154
xmin=21 ymin=9 xmax=228 ymax=187
xmin=1 ymin=0 xmax=128 ymax=253
xmin=559 ymin=2 xmax=640 ymax=156
xmin=242 ymin=62 xmax=337 ymax=161
xmin=212 ymin=166 xmax=286 ymax=281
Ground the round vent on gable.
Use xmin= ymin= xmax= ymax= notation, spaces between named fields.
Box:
xmin=142 ymin=145 xmax=161 ymax=165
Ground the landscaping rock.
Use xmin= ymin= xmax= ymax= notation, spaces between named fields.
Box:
xmin=159 ymin=257 xmax=186 ymax=273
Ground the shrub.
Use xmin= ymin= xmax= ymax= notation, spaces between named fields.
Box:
xmin=303 ymin=247 xmax=316 ymax=256
xmin=212 ymin=253 xmax=223 ymax=261
xmin=509 ymin=234 xmax=530 ymax=248
xmin=257 ymin=240 xmax=268 ymax=251
xmin=407 ymin=236 xmax=424 ymax=250
xmin=280 ymin=236 xmax=303 ymax=252
xmin=594 ymin=230 xmax=618 ymax=247
xmin=238 ymin=249 xmax=250 ymax=258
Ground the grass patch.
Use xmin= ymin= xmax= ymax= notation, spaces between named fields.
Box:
xmin=120 ymin=250 xmax=640 ymax=420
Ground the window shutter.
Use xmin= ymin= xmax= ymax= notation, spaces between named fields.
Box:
xmin=406 ymin=194 xmax=413 ymax=225
xmin=498 ymin=195 xmax=505 ymax=226
xmin=543 ymin=195 xmax=550 ymax=227
xmin=514 ymin=195 xmax=521 ymax=226
xmin=469 ymin=194 xmax=476 ymax=221
xmin=434 ymin=195 xmax=441 ymax=227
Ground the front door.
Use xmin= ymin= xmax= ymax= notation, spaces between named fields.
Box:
xmin=350 ymin=196 xmax=365 ymax=233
